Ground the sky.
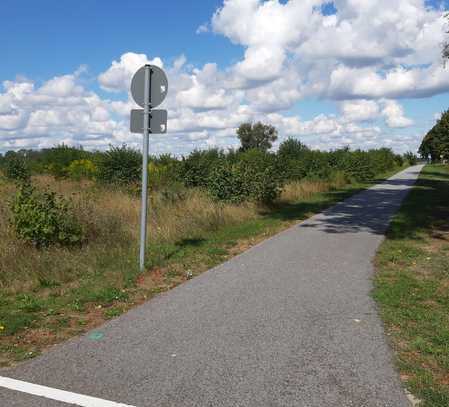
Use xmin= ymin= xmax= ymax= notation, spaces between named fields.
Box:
xmin=1 ymin=0 xmax=449 ymax=155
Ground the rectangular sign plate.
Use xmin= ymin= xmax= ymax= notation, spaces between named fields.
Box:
xmin=130 ymin=109 xmax=167 ymax=134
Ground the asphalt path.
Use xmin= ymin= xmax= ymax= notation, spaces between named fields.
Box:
xmin=1 ymin=165 xmax=424 ymax=407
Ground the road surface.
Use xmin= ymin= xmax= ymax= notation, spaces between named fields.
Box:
xmin=0 ymin=165 xmax=424 ymax=407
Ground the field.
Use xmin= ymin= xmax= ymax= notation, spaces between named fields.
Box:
xmin=0 ymin=170 xmax=395 ymax=368
xmin=374 ymin=164 xmax=449 ymax=406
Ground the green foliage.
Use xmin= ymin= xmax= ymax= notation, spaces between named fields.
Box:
xmin=11 ymin=184 xmax=85 ymax=247
xmin=419 ymin=109 xmax=449 ymax=161
xmin=96 ymin=145 xmax=142 ymax=185
xmin=149 ymin=165 xmax=174 ymax=190
xmin=3 ymin=155 xmax=30 ymax=182
xmin=404 ymin=151 xmax=418 ymax=165
xmin=207 ymin=162 xmax=245 ymax=203
xmin=394 ymin=154 xmax=404 ymax=167
xmin=178 ymin=149 xmax=224 ymax=187
xmin=237 ymin=122 xmax=278 ymax=152
xmin=67 ymin=159 xmax=97 ymax=180
xmin=207 ymin=149 xmax=281 ymax=204
xmin=40 ymin=145 xmax=90 ymax=178
xmin=277 ymin=138 xmax=309 ymax=160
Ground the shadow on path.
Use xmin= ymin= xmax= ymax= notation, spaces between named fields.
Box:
xmin=299 ymin=171 xmax=424 ymax=236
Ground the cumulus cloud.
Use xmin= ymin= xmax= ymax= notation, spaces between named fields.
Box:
xmin=381 ymin=100 xmax=414 ymax=128
xmin=340 ymin=100 xmax=380 ymax=122
xmin=0 ymin=74 xmax=132 ymax=152
xmin=2 ymin=0 xmax=448 ymax=154
xmin=98 ymin=52 xmax=163 ymax=92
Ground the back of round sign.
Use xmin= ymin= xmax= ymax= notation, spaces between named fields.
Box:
xmin=130 ymin=65 xmax=168 ymax=108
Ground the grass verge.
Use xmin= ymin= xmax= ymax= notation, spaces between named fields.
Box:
xmin=0 ymin=168 xmax=402 ymax=368
xmin=373 ymin=164 xmax=449 ymax=406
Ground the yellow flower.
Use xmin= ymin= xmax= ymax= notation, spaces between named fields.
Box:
xmin=0 ymin=325 xmax=5 ymax=331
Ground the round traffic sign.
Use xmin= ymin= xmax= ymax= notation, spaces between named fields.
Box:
xmin=130 ymin=65 xmax=168 ymax=108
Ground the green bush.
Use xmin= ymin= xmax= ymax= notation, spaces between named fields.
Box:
xmin=11 ymin=184 xmax=85 ymax=247
xmin=178 ymin=149 xmax=224 ymax=187
xmin=3 ymin=156 xmax=31 ymax=182
xmin=96 ymin=145 xmax=141 ymax=185
xmin=207 ymin=149 xmax=281 ymax=204
xmin=394 ymin=154 xmax=404 ymax=167
xmin=46 ymin=163 xmax=68 ymax=179
xmin=344 ymin=151 xmax=376 ymax=181
xmin=404 ymin=151 xmax=418 ymax=165
xmin=148 ymin=161 xmax=180 ymax=190
xmin=207 ymin=162 xmax=245 ymax=203
xmin=40 ymin=145 xmax=91 ymax=178
xmin=278 ymin=138 xmax=309 ymax=161
xmin=67 ymin=159 xmax=97 ymax=180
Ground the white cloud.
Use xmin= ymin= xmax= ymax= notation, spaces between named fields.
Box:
xmin=381 ymin=100 xmax=414 ymax=128
xmin=340 ymin=100 xmax=380 ymax=122
xmin=2 ymin=0 xmax=448 ymax=155
xmin=327 ymin=63 xmax=449 ymax=100
xmin=98 ymin=52 xmax=163 ymax=92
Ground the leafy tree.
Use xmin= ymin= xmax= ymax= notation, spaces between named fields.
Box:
xmin=237 ymin=122 xmax=278 ymax=152
xmin=419 ymin=109 xmax=449 ymax=161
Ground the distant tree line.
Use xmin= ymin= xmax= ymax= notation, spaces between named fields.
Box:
xmin=1 ymin=122 xmax=415 ymax=205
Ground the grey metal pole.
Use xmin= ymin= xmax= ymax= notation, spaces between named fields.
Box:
xmin=139 ymin=65 xmax=151 ymax=272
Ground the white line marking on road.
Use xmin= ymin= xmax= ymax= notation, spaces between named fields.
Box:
xmin=0 ymin=376 xmax=137 ymax=407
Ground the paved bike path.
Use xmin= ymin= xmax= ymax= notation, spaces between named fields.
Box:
xmin=1 ymin=165 xmax=424 ymax=406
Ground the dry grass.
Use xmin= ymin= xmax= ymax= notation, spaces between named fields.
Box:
xmin=0 ymin=175 xmax=256 ymax=293
xmin=280 ymin=172 xmax=348 ymax=202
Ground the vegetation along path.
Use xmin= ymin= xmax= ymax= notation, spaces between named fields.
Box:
xmin=0 ymin=165 xmax=423 ymax=406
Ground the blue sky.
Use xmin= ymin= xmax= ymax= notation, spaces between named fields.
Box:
xmin=1 ymin=0 xmax=449 ymax=154
xmin=0 ymin=0 xmax=231 ymax=80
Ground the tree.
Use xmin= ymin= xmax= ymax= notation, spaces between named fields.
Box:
xmin=419 ymin=109 xmax=449 ymax=161
xmin=237 ymin=122 xmax=278 ymax=152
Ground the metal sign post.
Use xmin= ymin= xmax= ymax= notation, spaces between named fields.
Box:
xmin=130 ymin=64 xmax=168 ymax=272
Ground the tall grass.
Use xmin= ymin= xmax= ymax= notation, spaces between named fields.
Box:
xmin=280 ymin=171 xmax=348 ymax=202
xmin=0 ymin=175 xmax=256 ymax=293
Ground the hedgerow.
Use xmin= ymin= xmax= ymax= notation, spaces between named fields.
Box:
xmin=0 ymin=131 xmax=405 ymax=205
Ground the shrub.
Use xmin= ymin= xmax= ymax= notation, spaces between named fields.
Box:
xmin=96 ymin=145 xmax=141 ymax=185
xmin=11 ymin=184 xmax=85 ymax=247
xmin=278 ymin=138 xmax=309 ymax=161
xmin=46 ymin=163 xmax=68 ymax=178
xmin=3 ymin=156 xmax=31 ymax=182
xmin=40 ymin=145 xmax=90 ymax=178
xmin=404 ymin=151 xmax=418 ymax=165
xmin=207 ymin=162 xmax=245 ymax=203
xmin=394 ymin=154 xmax=404 ymax=167
xmin=368 ymin=148 xmax=396 ymax=174
xmin=207 ymin=149 xmax=281 ymax=204
xmin=344 ymin=151 xmax=376 ymax=181
xmin=67 ymin=159 xmax=97 ymax=180
xmin=148 ymin=161 xmax=179 ymax=190
xmin=178 ymin=149 xmax=224 ymax=187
